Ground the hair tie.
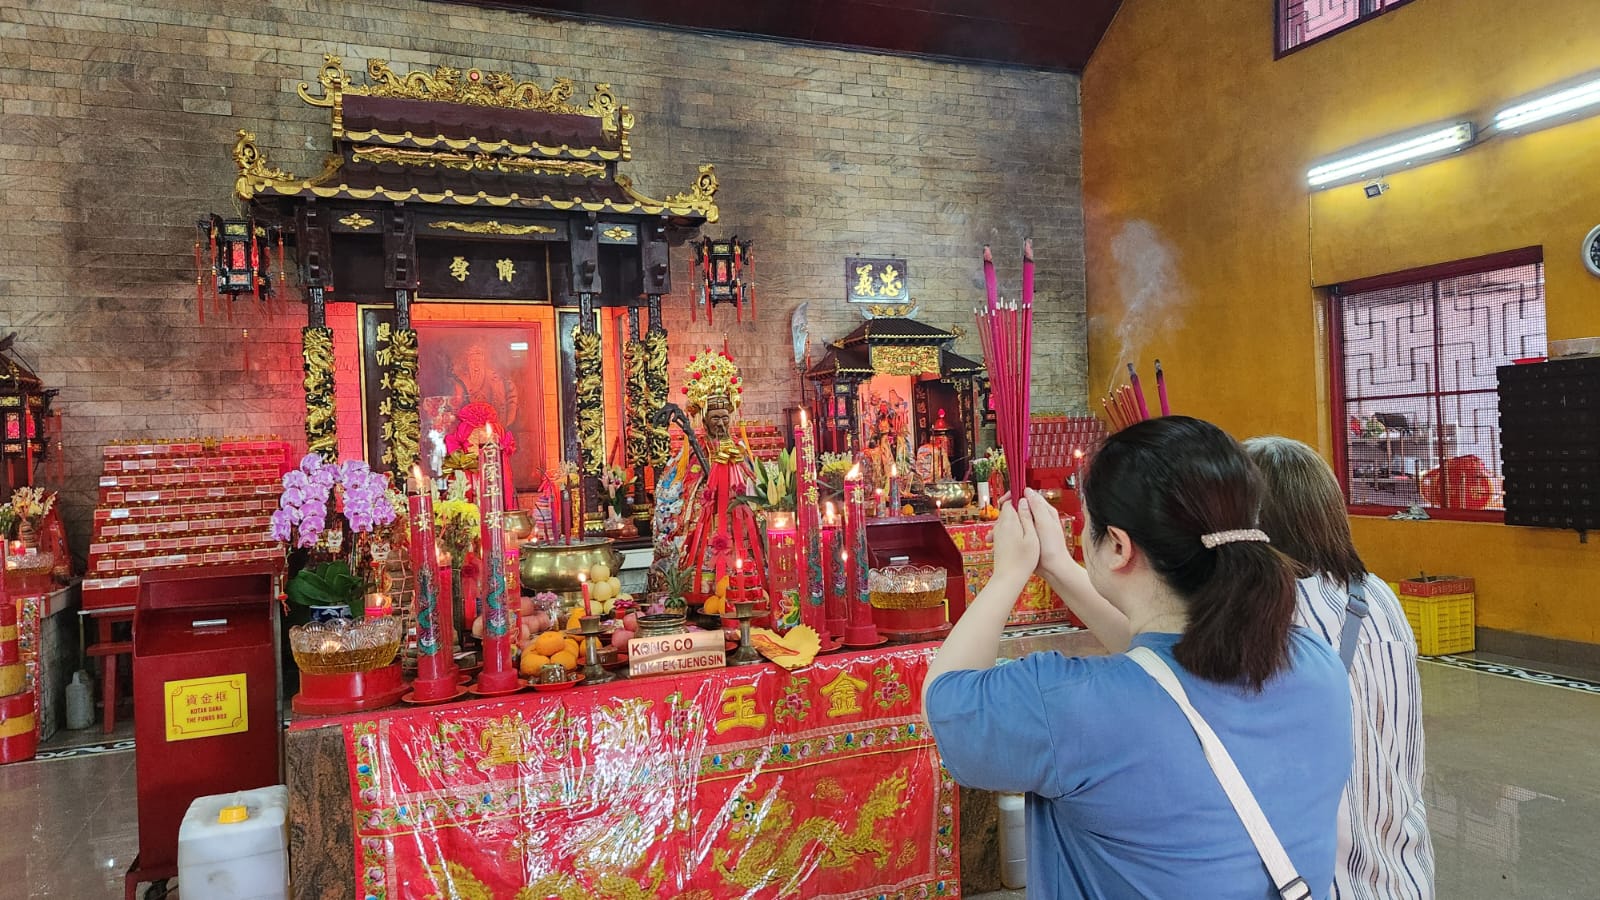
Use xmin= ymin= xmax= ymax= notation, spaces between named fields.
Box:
xmin=1200 ymin=529 xmax=1269 ymax=549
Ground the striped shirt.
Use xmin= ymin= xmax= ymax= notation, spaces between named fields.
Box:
xmin=1295 ymin=573 xmax=1436 ymax=900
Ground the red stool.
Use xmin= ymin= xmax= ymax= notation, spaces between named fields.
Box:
xmin=83 ymin=607 xmax=135 ymax=733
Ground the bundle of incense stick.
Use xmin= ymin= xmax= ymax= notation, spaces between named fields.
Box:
xmin=1101 ymin=360 xmax=1172 ymax=431
xmin=977 ymin=241 xmax=1035 ymax=505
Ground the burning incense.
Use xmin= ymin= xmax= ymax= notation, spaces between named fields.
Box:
xmin=1128 ymin=363 xmax=1150 ymax=420
xmin=983 ymin=245 xmax=999 ymax=311
xmin=1155 ymin=359 xmax=1170 ymax=416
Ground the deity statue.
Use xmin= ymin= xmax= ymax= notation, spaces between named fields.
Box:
xmin=862 ymin=395 xmax=912 ymax=496
xmin=651 ymin=350 xmax=770 ymax=612
xmin=915 ymin=408 xmax=954 ymax=485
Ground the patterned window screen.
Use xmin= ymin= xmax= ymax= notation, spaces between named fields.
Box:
xmin=1278 ymin=0 xmax=1411 ymax=55
xmin=1336 ymin=257 xmax=1546 ymax=515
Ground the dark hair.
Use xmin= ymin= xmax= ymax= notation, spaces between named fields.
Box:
xmin=1243 ymin=436 xmax=1367 ymax=588
xmin=1082 ymin=416 xmax=1296 ymax=690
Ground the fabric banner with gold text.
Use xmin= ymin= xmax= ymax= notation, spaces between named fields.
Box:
xmin=342 ymin=644 xmax=958 ymax=899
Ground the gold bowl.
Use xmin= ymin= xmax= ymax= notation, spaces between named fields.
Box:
xmin=290 ymin=617 xmax=403 ymax=675
xmin=925 ymin=480 xmax=976 ymax=509
xmin=519 ymin=537 xmax=622 ymax=595
xmin=503 ymin=509 xmax=535 ymax=542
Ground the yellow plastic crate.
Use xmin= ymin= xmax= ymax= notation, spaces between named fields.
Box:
xmin=1399 ymin=591 xmax=1475 ymax=656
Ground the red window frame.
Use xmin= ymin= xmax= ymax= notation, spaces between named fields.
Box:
xmin=1329 ymin=247 xmax=1546 ymax=522
xmin=1276 ymin=0 xmax=1420 ymax=58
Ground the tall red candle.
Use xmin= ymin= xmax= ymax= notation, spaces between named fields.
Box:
xmin=822 ymin=504 xmax=846 ymax=639
xmin=408 ymin=465 xmax=459 ymax=700
xmin=473 ymin=428 xmax=519 ymax=693
xmin=796 ymin=410 xmax=825 ymax=633
xmin=843 ymin=465 xmax=881 ymax=645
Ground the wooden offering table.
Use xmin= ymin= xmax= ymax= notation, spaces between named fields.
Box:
xmin=287 ymin=644 xmax=959 ymax=900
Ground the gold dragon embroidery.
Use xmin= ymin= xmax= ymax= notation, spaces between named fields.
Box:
xmin=712 ymin=772 xmax=910 ymax=893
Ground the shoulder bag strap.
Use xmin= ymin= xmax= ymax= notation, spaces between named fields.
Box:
xmin=1126 ymin=646 xmax=1314 ymax=900
xmin=1337 ymin=578 xmax=1370 ymax=673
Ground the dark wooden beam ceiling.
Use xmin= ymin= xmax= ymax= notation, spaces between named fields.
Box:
xmin=431 ymin=1 xmax=1122 ymax=72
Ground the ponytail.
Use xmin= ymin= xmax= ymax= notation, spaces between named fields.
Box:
xmin=1173 ymin=541 xmax=1297 ymax=690
xmin=1082 ymin=416 xmax=1299 ymax=691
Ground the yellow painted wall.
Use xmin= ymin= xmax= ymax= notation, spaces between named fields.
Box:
xmin=1083 ymin=0 xmax=1600 ymax=644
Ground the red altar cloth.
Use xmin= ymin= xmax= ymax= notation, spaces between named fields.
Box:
xmin=332 ymin=644 xmax=958 ymax=899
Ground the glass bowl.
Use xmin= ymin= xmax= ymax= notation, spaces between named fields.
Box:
xmin=290 ymin=617 xmax=403 ymax=675
xmin=867 ymin=565 xmax=948 ymax=610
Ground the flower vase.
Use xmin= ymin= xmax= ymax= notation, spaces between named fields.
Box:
xmin=16 ymin=519 xmax=37 ymax=551
xmin=309 ymin=604 xmax=353 ymax=624
xmin=988 ymin=472 xmax=1006 ymax=505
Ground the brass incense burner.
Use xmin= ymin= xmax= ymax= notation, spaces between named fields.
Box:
xmin=925 ymin=480 xmax=976 ymax=509
xmin=518 ymin=537 xmax=622 ymax=596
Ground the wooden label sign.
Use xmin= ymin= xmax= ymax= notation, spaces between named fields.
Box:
xmin=628 ymin=630 xmax=725 ymax=678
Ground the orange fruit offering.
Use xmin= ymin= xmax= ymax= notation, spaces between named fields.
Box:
xmin=562 ymin=637 xmax=580 ymax=657
xmin=520 ymin=652 xmax=550 ymax=676
xmin=551 ymin=649 xmax=579 ymax=671
xmin=533 ymin=631 xmax=566 ymax=657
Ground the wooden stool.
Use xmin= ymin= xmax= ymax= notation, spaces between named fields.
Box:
xmin=82 ymin=607 xmax=134 ymax=733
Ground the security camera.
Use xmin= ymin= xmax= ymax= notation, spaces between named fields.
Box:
xmin=1364 ymin=180 xmax=1389 ymax=199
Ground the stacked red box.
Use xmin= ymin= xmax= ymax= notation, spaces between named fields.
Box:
xmin=1399 ymin=575 xmax=1476 ymax=597
xmin=82 ymin=439 xmax=292 ymax=610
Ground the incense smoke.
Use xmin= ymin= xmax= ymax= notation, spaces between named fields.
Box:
xmin=1107 ymin=220 xmax=1185 ymax=391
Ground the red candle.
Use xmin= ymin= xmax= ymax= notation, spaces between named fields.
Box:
xmin=580 ymin=571 xmax=592 ymax=617
xmin=408 ymin=464 xmax=459 ymax=699
xmin=474 ymin=426 xmax=518 ymax=692
xmin=843 ymin=465 xmax=881 ymax=645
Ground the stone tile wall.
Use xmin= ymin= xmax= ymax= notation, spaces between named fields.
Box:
xmin=0 ymin=0 xmax=1085 ymax=552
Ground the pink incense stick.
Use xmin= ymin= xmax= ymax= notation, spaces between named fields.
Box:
xmin=1128 ymin=363 xmax=1150 ymax=420
xmin=1155 ymin=359 xmax=1170 ymax=416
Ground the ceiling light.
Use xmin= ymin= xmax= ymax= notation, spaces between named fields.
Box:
xmin=1307 ymin=123 xmax=1474 ymax=188
xmin=1495 ymin=75 xmax=1600 ymax=132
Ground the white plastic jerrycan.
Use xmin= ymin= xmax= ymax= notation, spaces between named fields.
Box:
xmin=177 ymin=785 xmax=290 ymax=900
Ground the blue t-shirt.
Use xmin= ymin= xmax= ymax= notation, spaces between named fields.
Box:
xmin=925 ymin=629 xmax=1352 ymax=898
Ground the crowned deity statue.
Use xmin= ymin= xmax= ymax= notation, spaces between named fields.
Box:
xmin=651 ymin=350 xmax=771 ymax=613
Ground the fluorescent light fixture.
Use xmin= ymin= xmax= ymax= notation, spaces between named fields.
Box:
xmin=1495 ymin=75 xmax=1600 ymax=132
xmin=509 ymin=341 xmax=529 ymax=351
xmin=1307 ymin=122 xmax=1474 ymax=188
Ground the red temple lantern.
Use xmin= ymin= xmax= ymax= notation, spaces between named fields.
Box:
xmin=0 ymin=333 xmax=56 ymax=493
xmin=691 ymin=236 xmax=755 ymax=324
xmin=195 ymin=215 xmax=282 ymax=322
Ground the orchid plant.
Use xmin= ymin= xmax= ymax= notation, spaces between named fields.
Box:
xmin=272 ymin=454 xmax=400 ymax=616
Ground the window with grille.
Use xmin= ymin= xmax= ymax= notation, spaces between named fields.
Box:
xmin=1277 ymin=0 xmax=1416 ymax=56
xmin=1331 ymin=249 xmax=1547 ymax=519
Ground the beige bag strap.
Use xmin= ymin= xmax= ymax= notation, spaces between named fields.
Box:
xmin=1126 ymin=646 xmax=1313 ymax=900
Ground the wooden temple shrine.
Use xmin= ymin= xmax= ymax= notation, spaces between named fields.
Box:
xmin=235 ymin=55 xmax=721 ymax=525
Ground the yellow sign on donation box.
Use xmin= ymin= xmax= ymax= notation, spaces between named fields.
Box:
xmin=164 ymin=673 xmax=248 ymax=742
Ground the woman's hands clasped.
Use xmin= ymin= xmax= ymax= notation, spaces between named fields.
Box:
xmin=1022 ymin=488 xmax=1076 ymax=578
xmin=990 ymin=495 xmax=1040 ymax=589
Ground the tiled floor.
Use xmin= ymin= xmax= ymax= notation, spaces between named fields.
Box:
xmin=8 ymin=654 xmax=1599 ymax=899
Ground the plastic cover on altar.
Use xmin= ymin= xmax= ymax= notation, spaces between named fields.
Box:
xmin=342 ymin=643 xmax=958 ymax=899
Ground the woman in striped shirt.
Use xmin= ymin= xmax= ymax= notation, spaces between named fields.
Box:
xmin=1245 ymin=437 xmax=1436 ymax=899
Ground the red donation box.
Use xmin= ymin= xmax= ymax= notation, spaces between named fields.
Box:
xmin=128 ymin=565 xmax=280 ymax=895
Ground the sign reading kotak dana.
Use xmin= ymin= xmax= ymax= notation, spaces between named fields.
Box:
xmin=628 ymin=629 xmax=725 ymax=678
xmin=164 ymin=673 xmax=248 ymax=742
